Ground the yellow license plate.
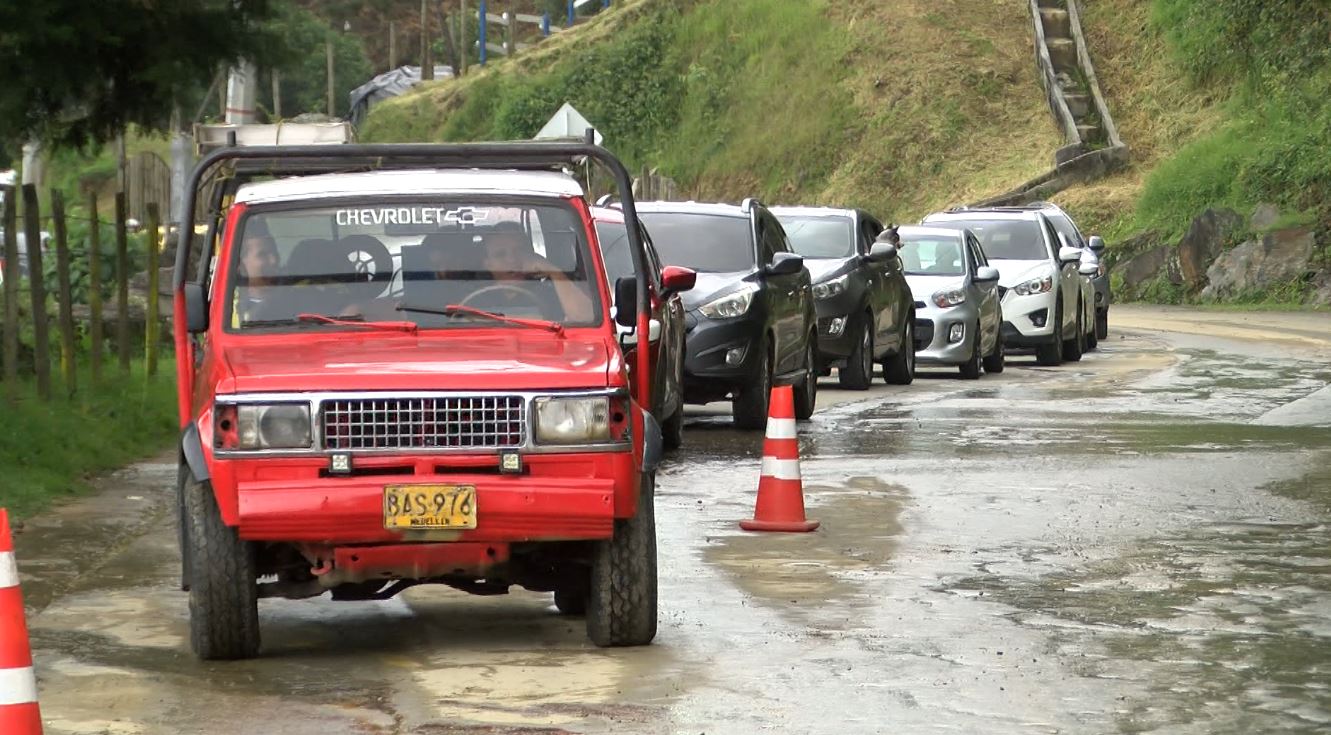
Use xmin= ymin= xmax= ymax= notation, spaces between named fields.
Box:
xmin=383 ymin=484 xmax=477 ymax=530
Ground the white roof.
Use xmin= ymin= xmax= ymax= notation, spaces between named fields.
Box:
xmin=768 ymin=205 xmax=855 ymax=218
xmin=923 ymin=209 xmax=1036 ymax=222
xmin=234 ymin=169 xmax=585 ymax=205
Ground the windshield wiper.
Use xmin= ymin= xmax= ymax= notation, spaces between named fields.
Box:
xmin=296 ymin=313 xmax=418 ymax=333
xmin=396 ymin=303 xmax=564 ymax=335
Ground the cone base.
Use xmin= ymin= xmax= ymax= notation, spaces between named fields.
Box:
xmin=739 ymin=518 xmax=820 ymax=533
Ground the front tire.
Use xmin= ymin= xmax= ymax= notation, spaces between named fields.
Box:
xmin=554 ymin=584 xmax=588 ymax=616
xmin=838 ymin=318 xmax=873 ymax=390
xmin=732 ymin=342 xmax=772 ymax=430
xmin=1036 ymin=300 xmax=1063 ymax=366
xmin=793 ymin=336 xmax=817 ymax=420
xmin=958 ymin=323 xmax=982 ymax=380
xmin=1063 ymin=304 xmax=1085 ymax=362
xmin=883 ymin=317 xmax=915 ymax=385
xmin=185 ymin=476 xmax=260 ymax=660
xmin=661 ymin=407 xmax=683 ymax=451
xmin=983 ymin=329 xmax=1006 ymax=374
xmin=586 ymin=472 xmax=658 ymax=647
xmin=1096 ymin=309 xmax=1109 ymax=341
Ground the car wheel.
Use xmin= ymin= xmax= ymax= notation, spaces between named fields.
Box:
xmin=1062 ymin=303 xmax=1085 ymax=362
xmin=661 ymin=407 xmax=683 ymax=451
xmin=732 ymin=342 xmax=772 ymax=430
xmin=793 ymin=336 xmax=817 ymax=420
xmin=554 ymin=579 xmax=588 ymax=616
xmin=1085 ymin=321 xmax=1099 ymax=351
xmin=837 ymin=318 xmax=873 ymax=391
xmin=983 ymin=329 xmax=1006 ymax=374
xmin=185 ymin=475 xmax=260 ymax=660
xmin=1096 ymin=309 xmax=1109 ymax=341
xmin=1036 ymin=300 xmax=1064 ymax=366
xmin=176 ymin=461 xmax=192 ymax=592
xmin=883 ymin=317 xmax=915 ymax=385
xmin=958 ymin=323 xmax=982 ymax=380
xmin=586 ymin=471 xmax=658 ymax=647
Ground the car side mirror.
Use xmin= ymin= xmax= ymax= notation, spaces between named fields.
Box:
xmin=614 ymin=277 xmax=637 ymax=327
xmin=1058 ymin=246 xmax=1083 ymax=265
xmin=1088 ymin=235 xmax=1106 ymax=254
xmin=184 ymin=283 xmax=208 ymax=333
xmin=765 ymin=252 xmax=804 ymax=277
xmin=1078 ymin=262 xmax=1099 ymax=277
xmin=867 ymin=242 xmax=897 ymax=262
xmin=660 ymin=265 xmax=696 ymax=294
xmin=975 ymin=266 xmax=1000 ymax=283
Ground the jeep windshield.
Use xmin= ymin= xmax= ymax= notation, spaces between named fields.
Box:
xmin=226 ymin=199 xmax=602 ymax=331
xmin=777 ymin=215 xmax=855 ymax=259
xmin=940 ymin=219 xmax=1047 ymax=260
xmin=636 ymin=213 xmax=755 ymax=273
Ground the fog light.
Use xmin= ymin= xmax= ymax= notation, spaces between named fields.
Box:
xmin=1029 ymin=309 xmax=1048 ymax=328
xmin=725 ymin=346 xmax=747 ymax=366
xmin=828 ymin=317 xmax=846 ymax=337
xmin=948 ymin=323 xmax=965 ymax=343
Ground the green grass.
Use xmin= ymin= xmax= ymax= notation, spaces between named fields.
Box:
xmin=0 ymin=358 xmax=179 ymax=520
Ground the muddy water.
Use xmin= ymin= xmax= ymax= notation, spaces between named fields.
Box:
xmin=19 ymin=325 xmax=1331 ymax=733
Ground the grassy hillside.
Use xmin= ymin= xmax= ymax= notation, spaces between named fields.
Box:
xmin=362 ymin=0 xmax=1060 ymax=222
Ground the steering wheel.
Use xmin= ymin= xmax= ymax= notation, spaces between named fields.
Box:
xmin=457 ymin=284 xmax=546 ymax=314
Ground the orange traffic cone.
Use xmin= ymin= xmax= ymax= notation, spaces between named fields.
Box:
xmin=740 ymin=385 xmax=820 ymax=533
xmin=0 ymin=509 xmax=42 ymax=734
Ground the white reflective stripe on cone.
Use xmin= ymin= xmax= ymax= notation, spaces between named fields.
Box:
xmin=0 ymin=666 xmax=38 ymax=706
xmin=760 ymin=456 xmax=801 ymax=481
xmin=765 ymin=418 xmax=797 ymax=440
xmin=0 ymin=551 xmax=17 ymax=589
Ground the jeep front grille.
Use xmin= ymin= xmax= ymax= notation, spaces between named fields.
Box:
xmin=321 ymin=396 xmax=527 ymax=450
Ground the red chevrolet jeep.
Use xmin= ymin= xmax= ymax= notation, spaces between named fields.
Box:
xmin=172 ymin=143 xmax=667 ymax=660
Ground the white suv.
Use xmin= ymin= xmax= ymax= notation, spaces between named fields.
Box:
xmin=922 ymin=208 xmax=1094 ymax=366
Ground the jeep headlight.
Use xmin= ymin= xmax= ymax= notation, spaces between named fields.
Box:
xmin=698 ymin=284 xmax=758 ymax=319
xmin=1013 ymin=276 xmax=1054 ymax=296
xmin=812 ymin=273 xmax=850 ymax=300
xmin=216 ymin=403 xmax=312 ymax=450
xmin=933 ymin=288 xmax=966 ymax=308
xmin=534 ymin=397 xmax=611 ymax=444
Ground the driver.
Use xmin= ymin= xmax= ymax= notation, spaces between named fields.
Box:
xmin=480 ymin=227 xmax=593 ymax=322
xmin=232 ymin=223 xmax=280 ymax=327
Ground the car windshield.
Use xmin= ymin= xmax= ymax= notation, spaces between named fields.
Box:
xmin=937 ymin=218 xmax=1047 ymax=260
xmin=594 ymin=221 xmax=635 ymax=286
xmin=900 ymin=236 xmax=965 ymax=276
xmin=226 ymin=199 xmax=601 ymax=331
xmin=636 ymin=212 xmax=754 ymax=272
xmin=777 ymin=215 xmax=855 ymax=258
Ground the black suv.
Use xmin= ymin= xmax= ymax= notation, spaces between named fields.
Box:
xmin=770 ymin=206 xmax=917 ymax=389
xmin=635 ymin=200 xmax=818 ymax=429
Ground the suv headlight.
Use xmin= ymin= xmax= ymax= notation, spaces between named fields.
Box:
xmin=1013 ymin=276 xmax=1054 ymax=296
xmin=812 ymin=273 xmax=850 ymax=300
xmin=933 ymin=288 xmax=966 ymax=308
xmin=215 ymin=403 xmax=312 ymax=450
xmin=534 ymin=397 xmax=611 ymax=444
xmin=698 ymin=285 xmax=758 ymax=319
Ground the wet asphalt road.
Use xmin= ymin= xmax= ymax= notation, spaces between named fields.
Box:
xmin=13 ymin=307 xmax=1331 ymax=734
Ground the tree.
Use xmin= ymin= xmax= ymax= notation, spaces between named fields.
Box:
xmin=259 ymin=4 xmax=372 ymax=119
xmin=0 ymin=0 xmax=286 ymax=149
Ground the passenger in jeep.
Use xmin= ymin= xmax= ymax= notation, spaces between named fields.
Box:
xmin=481 ymin=226 xmax=594 ymax=322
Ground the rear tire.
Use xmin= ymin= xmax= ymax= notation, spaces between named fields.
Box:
xmin=586 ymin=472 xmax=658 ymax=647
xmin=1063 ymin=304 xmax=1085 ymax=362
xmin=661 ymin=408 xmax=683 ymax=451
xmin=793 ymin=336 xmax=817 ymax=420
xmin=185 ymin=476 xmax=260 ymax=660
xmin=732 ymin=343 xmax=772 ymax=430
xmin=982 ymin=330 xmax=1006 ymax=374
xmin=883 ymin=317 xmax=915 ymax=385
xmin=958 ymin=324 xmax=982 ymax=380
xmin=554 ymin=584 xmax=587 ymax=616
xmin=837 ymin=319 xmax=873 ymax=391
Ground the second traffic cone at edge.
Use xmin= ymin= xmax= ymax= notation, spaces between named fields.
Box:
xmin=740 ymin=385 xmax=820 ymax=533
xmin=0 ymin=509 xmax=43 ymax=735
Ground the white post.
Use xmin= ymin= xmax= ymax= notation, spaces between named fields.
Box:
xmin=224 ymin=60 xmax=258 ymax=124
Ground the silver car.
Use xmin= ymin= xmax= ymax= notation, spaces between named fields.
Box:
xmin=898 ymin=225 xmax=1004 ymax=379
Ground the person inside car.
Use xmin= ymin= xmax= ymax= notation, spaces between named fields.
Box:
xmin=480 ymin=225 xmax=593 ymax=322
xmin=232 ymin=224 xmax=281 ymax=327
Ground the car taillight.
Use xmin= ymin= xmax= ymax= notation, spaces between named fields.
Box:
xmin=214 ymin=405 xmax=239 ymax=450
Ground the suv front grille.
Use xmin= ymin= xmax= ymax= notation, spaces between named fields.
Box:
xmin=321 ymin=396 xmax=527 ymax=450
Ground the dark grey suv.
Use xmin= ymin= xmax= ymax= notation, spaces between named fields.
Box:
xmin=770 ymin=206 xmax=916 ymax=389
xmin=635 ymin=200 xmax=818 ymax=429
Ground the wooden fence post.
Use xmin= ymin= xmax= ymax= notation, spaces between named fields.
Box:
xmin=22 ymin=184 xmax=51 ymax=399
xmin=51 ymin=190 xmax=77 ymax=397
xmin=115 ymin=191 xmax=130 ymax=372
xmin=458 ymin=1 xmax=469 ymax=75
xmin=145 ymin=203 xmax=161 ymax=377
xmin=2 ymin=186 xmax=18 ymax=405
xmin=87 ymin=193 xmax=103 ymax=385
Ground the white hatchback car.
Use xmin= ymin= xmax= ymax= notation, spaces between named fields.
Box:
xmin=922 ymin=208 xmax=1095 ymax=366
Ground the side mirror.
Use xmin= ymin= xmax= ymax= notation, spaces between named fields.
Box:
xmin=974 ymin=266 xmax=1000 ymax=283
xmin=1058 ymin=246 xmax=1083 ymax=265
xmin=765 ymin=252 xmax=804 ymax=277
xmin=867 ymin=242 xmax=897 ymax=262
xmin=184 ymin=283 xmax=208 ymax=333
xmin=660 ymin=265 xmax=696 ymax=294
xmin=1078 ymin=262 xmax=1099 ymax=277
xmin=1088 ymin=235 xmax=1106 ymax=254
xmin=614 ymin=277 xmax=637 ymax=327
